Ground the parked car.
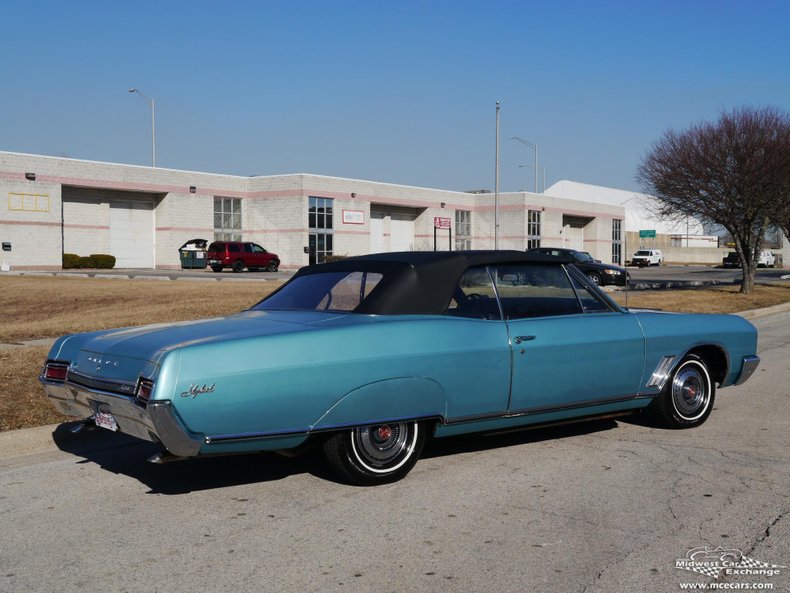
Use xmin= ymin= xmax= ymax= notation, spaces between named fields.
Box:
xmin=206 ymin=241 xmax=279 ymax=273
xmin=41 ymin=251 xmax=760 ymax=485
xmin=631 ymin=249 xmax=663 ymax=267
xmin=722 ymin=250 xmax=776 ymax=268
xmin=526 ymin=247 xmax=628 ymax=286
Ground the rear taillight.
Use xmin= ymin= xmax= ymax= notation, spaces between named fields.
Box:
xmin=44 ymin=361 xmax=69 ymax=382
xmin=136 ymin=378 xmax=154 ymax=403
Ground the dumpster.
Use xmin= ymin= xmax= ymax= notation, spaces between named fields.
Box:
xmin=179 ymin=238 xmax=208 ymax=269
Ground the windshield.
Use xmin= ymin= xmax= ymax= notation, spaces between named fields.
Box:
xmin=254 ymin=271 xmax=383 ymax=312
xmin=574 ymin=251 xmax=595 ymax=262
xmin=635 ymin=250 xmax=651 ymax=256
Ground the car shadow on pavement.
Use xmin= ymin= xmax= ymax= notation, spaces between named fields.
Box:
xmin=50 ymin=422 xmax=328 ymax=494
xmin=422 ymin=418 xmax=620 ymax=460
xmin=50 ymin=418 xmax=621 ymax=492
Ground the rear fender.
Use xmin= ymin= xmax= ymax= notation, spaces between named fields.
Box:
xmin=311 ymin=377 xmax=447 ymax=431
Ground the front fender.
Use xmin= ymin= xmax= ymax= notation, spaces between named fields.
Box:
xmin=311 ymin=377 xmax=447 ymax=431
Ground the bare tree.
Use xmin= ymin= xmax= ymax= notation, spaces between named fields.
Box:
xmin=637 ymin=107 xmax=790 ymax=293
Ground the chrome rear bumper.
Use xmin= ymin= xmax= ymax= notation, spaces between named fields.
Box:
xmin=41 ymin=379 xmax=202 ymax=457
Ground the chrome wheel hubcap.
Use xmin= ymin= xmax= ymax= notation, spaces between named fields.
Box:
xmin=672 ymin=363 xmax=709 ymax=420
xmin=351 ymin=422 xmax=417 ymax=472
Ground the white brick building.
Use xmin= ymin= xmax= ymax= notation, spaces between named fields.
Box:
xmin=1 ymin=151 xmax=628 ymax=270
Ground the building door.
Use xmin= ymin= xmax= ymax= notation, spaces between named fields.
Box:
xmin=109 ymin=200 xmax=154 ymax=268
xmin=390 ymin=213 xmax=415 ymax=252
xmin=370 ymin=211 xmax=384 ymax=253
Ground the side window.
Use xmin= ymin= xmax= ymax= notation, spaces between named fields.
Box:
xmin=445 ymin=267 xmax=501 ymax=320
xmin=316 ymin=272 xmax=383 ymax=311
xmin=242 ymin=243 xmax=253 ymax=253
xmin=567 ymin=268 xmax=618 ymax=313
xmin=228 ymin=243 xmax=240 ymax=253
xmin=251 ymin=244 xmax=265 ymax=253
xmin=491 ymin=264 xmax=582 ymax=319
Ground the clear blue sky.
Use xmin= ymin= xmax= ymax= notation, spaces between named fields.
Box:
xmin=2 ymin=0 xmax=788 ymax=193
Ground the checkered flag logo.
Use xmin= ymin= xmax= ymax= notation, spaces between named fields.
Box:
xmin=675 ymin=547 xmax=785 ymax=580
xmin=737 ymin=556 xmax=784 ymax=569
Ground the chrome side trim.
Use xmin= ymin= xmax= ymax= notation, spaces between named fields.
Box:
xmin=734 ymin=355 xmax=760 ymax=386
xmin=205 ymin=428 xmax=309 ymax=444
xmin=204 ymin=414 xmax=445 ymax=445
xmin=444 ymin=393 xmax=647 ymax=426
xmin=646 ymin=355 xmax=676 ymax=389
xmin=148 ymin=401 xmax=202 ymax=457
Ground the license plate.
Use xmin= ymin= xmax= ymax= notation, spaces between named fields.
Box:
xmin=208 ymin=259 xmax=220 ymax=264
xmin=94 ymin=411 xmax=118 ymax=432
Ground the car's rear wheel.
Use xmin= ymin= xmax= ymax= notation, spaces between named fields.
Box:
xmin=210 ymin=265 xmax=223 ymax=273
xmin=231 ymin=260 xmax=244 ymax=273
xmin=266 ymin=260 xmax=279 ymax=272
xmin=586 ymin=272 xmax=601 ymax=285
xmin=323 ymin=421 xmax=426 ymax=485
xmin=648 ymin=354 xmax=715 ymax=428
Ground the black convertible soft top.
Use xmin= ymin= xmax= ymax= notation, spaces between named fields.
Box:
xmin=287 ymin=251 xmax=575 ymax=315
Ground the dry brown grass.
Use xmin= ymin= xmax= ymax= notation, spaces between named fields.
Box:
xmin=611 ymin=284 xmax=790 ymax=313
xmin=1 ymin=277 xmax=788 ymax=433
xmin=0 ymin=276 xmax=282 ymax=343
xmin=0 ymin=346 xmax=65 ymax=431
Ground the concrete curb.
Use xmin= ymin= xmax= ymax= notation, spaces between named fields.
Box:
xmin=3 ymin=270 xmax=292 ymax=282
xmin=736 ymin=300 xmax=790 ymax=319
xmin=0 ymin=423 xmax=62 ymax=461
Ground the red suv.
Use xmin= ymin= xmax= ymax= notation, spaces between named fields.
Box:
xmin=206 ymin=241 xmax=280 ymax=273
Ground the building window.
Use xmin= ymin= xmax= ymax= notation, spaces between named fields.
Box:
xmin=455 ymin=210 xmax=471 ymax=250
xmin=214 ymin=197 xmax=242 ymax=241
xmin=309 ymin=196 xmax=334 ymax=264
xmin=527 ymin=209 xmax=541 ymax=249
xmin=612 ymin=219 xmax=622 ymax=264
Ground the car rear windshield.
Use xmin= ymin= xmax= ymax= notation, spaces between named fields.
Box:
xmin=208 ymin=242 xmax=225 ymax=252
xmin=254 ymin=271 xmax=384 ymax=312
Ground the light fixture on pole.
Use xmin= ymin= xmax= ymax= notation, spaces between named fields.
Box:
xmin=518 ymin=164 xmax=546 ymax=193
xmin=509 ymin=136 xmax=538 ymax=193
xmin=128 ymin=88 xmax=156 ymax=167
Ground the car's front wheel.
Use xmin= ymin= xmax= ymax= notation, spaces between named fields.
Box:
xmin=586 ymin=272 xmax=601 ymax=285
xmin=323 ymin=421 xmax=427 ymax=485
xmin=648 ymin=354 xmax=715 ymax=428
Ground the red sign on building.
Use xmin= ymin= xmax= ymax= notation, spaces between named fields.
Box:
xmin=433 ymin=217 xmax=451 ymax=229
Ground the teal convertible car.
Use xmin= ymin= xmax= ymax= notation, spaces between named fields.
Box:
xmin=41 ymin=251 xmax=760 ymax=485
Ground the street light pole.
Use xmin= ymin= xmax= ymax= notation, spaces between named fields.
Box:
xmin=509 ymin=136 xmax=539 ymax=193
xmin=128 ymin=88 xmax=156 ymax=167
xmin=495 ymin=101 xmax=500 ymax=250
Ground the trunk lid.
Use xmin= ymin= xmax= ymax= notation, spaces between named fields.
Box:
xmin=64 ymin=310 xmax=343 ymax=383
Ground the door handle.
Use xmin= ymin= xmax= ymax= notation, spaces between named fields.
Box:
xmin=514 ymin=335 xmax=536 ymax=344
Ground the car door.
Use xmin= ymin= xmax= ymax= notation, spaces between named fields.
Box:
xmin=250 ymin=243 xmax=268 ymax=268
xmin=490 ymin=263 xmax=645 ymax=413
xmin=440 ymin=266 xmax=512 ymax=419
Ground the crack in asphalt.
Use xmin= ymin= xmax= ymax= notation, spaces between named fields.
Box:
xmin=743 ymin=509 xmax=789 ymax=557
